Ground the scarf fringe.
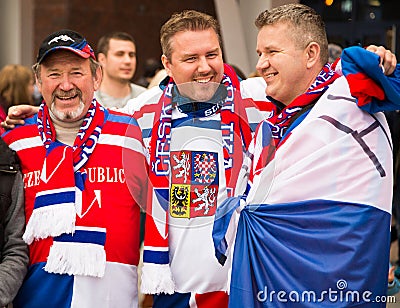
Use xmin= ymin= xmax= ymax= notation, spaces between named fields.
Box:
xmin=23 ymin=204 xmax=76 ymax=245
xmin=45 ymin=241 xmax=106 ymax=278
xmin=141 ymin=263 xmax=175 ymax=294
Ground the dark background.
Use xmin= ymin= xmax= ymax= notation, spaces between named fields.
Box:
xmin=32 ymin=0 xmax=399 ymax=83
xmin=33 ymin=0 xmax=217 ymax=83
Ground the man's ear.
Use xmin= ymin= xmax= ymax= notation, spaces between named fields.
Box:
xmin=306 ymin=42 xmax=321 ymax=69
xmin=93 ymin=66 xmax=103 ymax=91
xmin=97 ymin=53 xmax=106 ymax=65
xmin=161 ymin=54 xmax=173 ymax=78
xmin=35 ymin=75 xmax=42 ymax=93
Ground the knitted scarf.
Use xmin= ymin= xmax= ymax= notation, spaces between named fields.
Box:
xmin=23 ymin=99 xmax=108 ymax=277
xmin=141 ymin=64 xmax=253 ymax=294
xmin=252 ymin=64 xmax=340 ymax=177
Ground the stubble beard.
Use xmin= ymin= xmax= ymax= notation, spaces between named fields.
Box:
xmin=50 ymin=99 xmax=86 ymax=121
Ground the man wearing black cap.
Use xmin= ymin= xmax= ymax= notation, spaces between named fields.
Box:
xmin=2 ymin=29 xmax=148 ymax=307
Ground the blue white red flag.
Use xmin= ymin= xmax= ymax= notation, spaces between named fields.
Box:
xmin=213 ymin=48 xmax=395 ymax=307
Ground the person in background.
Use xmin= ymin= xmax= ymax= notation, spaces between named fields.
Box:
xmin=328 ymin=42 xmax=343 ymax=64
xmin=2 ymin=29 xmax=147 ymax=307
xmin=146 ymin=68 xmax=168 ymax=89
xmin=0 ymin=137 xmax=28 ymax=307
xmin=0 ymin=64 xmax=35 ymax=134
xmin=388 ymin=263 xmax=400 ymax=296
xmin=136 ymin=57 xmax=164 ymax=88
xmin=95 ymin=31 xmax=146 ymax=108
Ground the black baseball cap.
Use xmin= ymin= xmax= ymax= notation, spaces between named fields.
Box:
xmin=36 ymin=29 xmax=96 ymax=64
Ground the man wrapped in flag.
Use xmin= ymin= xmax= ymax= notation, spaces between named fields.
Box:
xmin=2 ymin=9 xmax=398 ymax=308
xmin=2 ymin=30 xmax=148 ymax=307
xmin=213 ymin=4 xmax=399 ymax=307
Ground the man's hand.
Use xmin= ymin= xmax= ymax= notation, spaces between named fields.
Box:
xmin=366 ymin=45 xmax=397 ymax=75
xmin=389 ymin=265 xmax=395 ymax=284
xmin=1 ymin=105 xmax=39 ymax=130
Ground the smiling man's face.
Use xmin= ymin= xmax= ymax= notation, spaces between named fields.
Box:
xmin=162 ymin=28 xmax=224 ymax=101
xmin=37 ymin=50 xmax=101 ymax=121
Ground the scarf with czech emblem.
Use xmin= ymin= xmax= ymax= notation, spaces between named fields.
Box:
xmin=141 ymin=64 xmax=253 ymax=294
xmin=24 ymin=99 xmax=108 ymax=277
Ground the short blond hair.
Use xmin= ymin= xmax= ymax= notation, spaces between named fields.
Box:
xmin=160 ymin=10 xmax=222 ymax=61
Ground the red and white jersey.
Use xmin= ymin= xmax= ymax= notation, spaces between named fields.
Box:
xmin=125 ymin=82 xmax=266 ymax=295
xmin=3 ymin=110 xmax=147 ymax=308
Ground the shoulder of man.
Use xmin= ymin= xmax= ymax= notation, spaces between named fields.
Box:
xmin=124 ymin=85 xmax=163 ymax=116
xmin=130 ymin=83 xmax=147 ymax=97
xmin=1 ymin=117 xmax=38 ymax=150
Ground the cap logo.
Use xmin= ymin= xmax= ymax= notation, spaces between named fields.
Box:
xmin=48 ymin=35 xmax=75 ymax=45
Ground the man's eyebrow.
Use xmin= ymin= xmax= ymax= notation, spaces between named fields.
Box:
xmin=181 ymin=52 xmax=197 ymax=58
xmin=207 ymin=48 xmax=220 ymax=53
xmin=182 ymin=47 xmax=220 ymax=56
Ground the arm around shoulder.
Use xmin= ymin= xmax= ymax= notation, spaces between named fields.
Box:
xmin=2 ymin=105 xmax=39 ymax=130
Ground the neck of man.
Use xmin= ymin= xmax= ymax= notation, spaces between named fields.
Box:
xmin=100 ymin=75 xmax=131 ymax=98
xmin=49 ymin=111 xmax=84 ymax=147
xmin=283 ymin=66 xmax=325 ymax=106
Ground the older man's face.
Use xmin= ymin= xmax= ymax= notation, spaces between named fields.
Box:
xmin=37 ymin=50 xmax=101 ymax=122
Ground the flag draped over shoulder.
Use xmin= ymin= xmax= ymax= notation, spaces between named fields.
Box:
xmin=213 ymin=48 xmax=395 ymax=307
xmin=341 ymin=46 xmax=400 ymax=112
xmin=216 ymin=199 xmax=390 ymax=308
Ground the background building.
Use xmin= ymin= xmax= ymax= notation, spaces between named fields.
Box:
xmin=0 ymin=0 xmax=398 ymax=81
xmin=302 ymin=0 xmax=399 ymax=55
